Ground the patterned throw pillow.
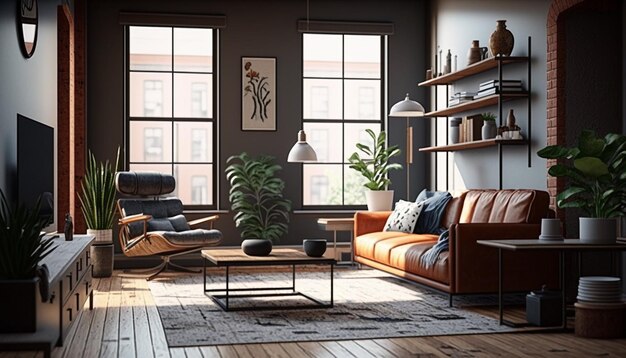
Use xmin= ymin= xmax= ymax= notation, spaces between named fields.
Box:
xmin=383 ymin=200 xmax=425 ymax=233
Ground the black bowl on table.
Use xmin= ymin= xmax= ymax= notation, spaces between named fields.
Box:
xmin=303 ymin=239 xmax=327 ymax=257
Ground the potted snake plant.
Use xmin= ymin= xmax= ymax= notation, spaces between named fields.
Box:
xmin=225 ymin=152 xmax=291 ymax=256
xmin=0 ymin=190 xmax=55 ymax=332
xmin=79 ymin=148 xmax=120 ymax=243
xmin=537 ymin=130 xmax=626 ymax=243
xmin=348 ymin=129 xmax=402 ymax=211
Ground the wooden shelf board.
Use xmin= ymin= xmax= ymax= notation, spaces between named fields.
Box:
xmin=424 ymin=93 xmax=529 ymax=117
xmin=418 ymin=56 xmax=529 ymax=86
xmin=419 ymin=138 xmax=528 ymax=152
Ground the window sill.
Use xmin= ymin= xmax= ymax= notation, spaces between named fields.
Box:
xmin=183 ymin=209 xmax=230 ymax=214
xmin=292 ymin=210 xmax=357 ymax=215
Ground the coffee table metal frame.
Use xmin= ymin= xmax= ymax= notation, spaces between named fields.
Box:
xmin=202 ymin=249 xmax=336 ymax=312
xmin=478 ymin=239 xmax=626 ymax=330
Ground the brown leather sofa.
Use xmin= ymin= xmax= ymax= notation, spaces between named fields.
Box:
xmin=354 ymin=189 xmax=559 ymax=304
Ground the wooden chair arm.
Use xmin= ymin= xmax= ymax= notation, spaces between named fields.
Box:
xmin=188 ymin=215 xmax=219 ymax=229
xmin=119 ymin=214 xmax=152 ymax=225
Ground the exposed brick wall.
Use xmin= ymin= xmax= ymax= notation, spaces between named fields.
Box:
xmin=546 ymin=0 xmax=584 ymax=219
xmin=57 ymin=5 xmax=75 ymax=231
xmin=74 ymin=0 xmax=87 ymax=233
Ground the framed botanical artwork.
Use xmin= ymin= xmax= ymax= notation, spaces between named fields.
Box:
xmin=241 ymin=57 xmax=276 ymax=131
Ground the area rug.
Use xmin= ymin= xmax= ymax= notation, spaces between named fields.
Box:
xmin=147 ymin=268 xmax=517 ymax=347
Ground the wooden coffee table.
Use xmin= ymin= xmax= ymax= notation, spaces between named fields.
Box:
xmin=201 ymin=248 xmax=336 ymax=311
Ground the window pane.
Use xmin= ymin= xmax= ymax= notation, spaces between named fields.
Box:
xmin=129 ymin=26 xmax=172 ymax=71
xmin=344 ymin=164 xmax=368 ymax=205
xmin=174 ymin=28 xmax=213 ymax=72
xmin=174 ymin=164 xmax=213 ymax=205
xmin=303 ymin=79 xmax=342 ymax=119
xmin=303 ymin=122 xmax=342 ymax=163
xmin=344 ymin=123 xmax=380 ymax=161
xmin=174 ymin=122 xmax=212 ymax=162
xmin=344 ymin=80 xmax=380 ymax=120
xmin=344 ymin=35 xmax=381 ymax=78
xmin=129 ymin=73 xmax=172 ymax=117
xmin=302 ymin=164 xmax=342 ymax=205
xmin=129 ymin=163 xmax=172 ymax=174
xmin=303 ymin=34 xmax=342 ymax=78
xmin=129 ymin=121 xmax=172 ymax=162
xmin=174 ymin=73 xmax=212 ymax=118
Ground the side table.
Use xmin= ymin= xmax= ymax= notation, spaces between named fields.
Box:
xmin=91 ymin=242 xmax=114 ymax=278
xmin=317 ymin=217 xmax=354 ymax=264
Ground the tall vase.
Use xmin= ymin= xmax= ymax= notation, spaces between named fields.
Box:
xmin=507 ymin=109 xmax=516 ymax=128
xmin=467 ymin=40 xmax=482 ymax=65
xmin=481 ymin=121 xmax=497 ymax=140
xmin=489 ymin=20 xmax=514 ymax=56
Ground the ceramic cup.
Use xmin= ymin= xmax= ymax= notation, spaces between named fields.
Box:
xmin=540 ymin=218 xmax=563 ymax=241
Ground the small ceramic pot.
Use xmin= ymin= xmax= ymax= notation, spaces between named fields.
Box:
xmin=241 ymin=239 xmax=272 ymax=256
xmin=303 ymin=239 xmax=327 ymax=257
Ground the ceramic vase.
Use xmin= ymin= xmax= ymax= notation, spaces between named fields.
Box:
xmin=467 ymin=40 xmax=482 ymax=65
xmin=449 ymin=118 xmax=461 ymax=144
xmin=507 ymin=109 xmax=516 ymax=128
xmin=242 ymin=239 xmax=273 ymax=256
xmin=489 ymin=20 xmax=514 ymax=56
xmin=579 ymin=218 xmax=617 ymax=244
xmin=481 ymin=121 xmax=497 ymax=140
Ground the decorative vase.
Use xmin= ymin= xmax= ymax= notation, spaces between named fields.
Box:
xmin=365 ymin=190 xmax=394 ymax=211
xmin=241 ymin=239 xmax=272 ymax=256
xmin=481 ymin=121 xmax=497 ymax=140
xmin=449 ymin=118 xmax=461 ymax=144
xmin=507 ymin=109 xmax=516 ymax=128
xmin=489 ymin=20 xmax=514 ymax=56
xmin=467 ymin=40 xmax=482 ymax=65
xmin=87 ymin=228 xmax=113 ymax=244
xmin=579 ymin=218 xmax=617 ymax=244
xmin=303 ymin=239 xmax=327 ymax=257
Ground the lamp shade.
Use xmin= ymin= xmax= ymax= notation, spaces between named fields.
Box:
xmin=287 ymin=130 xmax=317 ymax=162
xmin=389 ymin=93 xmax=425 ymax=117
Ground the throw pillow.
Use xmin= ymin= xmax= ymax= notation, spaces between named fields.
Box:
xmin=383 ymin=200 xmax=424 ymax=233
xmin=412 ymin=189 xmax=452 ymax=234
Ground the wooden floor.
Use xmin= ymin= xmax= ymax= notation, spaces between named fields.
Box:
xmin=2 ymin=269 xmax=626 ymax=358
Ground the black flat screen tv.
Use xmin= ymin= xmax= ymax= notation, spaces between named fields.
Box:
xmin=17 ymin=114 xmax=54 ymax=220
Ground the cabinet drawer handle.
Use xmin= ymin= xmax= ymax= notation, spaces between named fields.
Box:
xmin=67 ymin=308 xmax=73 ymax=321
xmin=75 ymin=292 xmax=80 ymax=311
xmin=66 ymin=274 xmax=73 ymax=290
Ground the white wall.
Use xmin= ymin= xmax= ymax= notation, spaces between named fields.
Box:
xmin=432 ymin=0 xmax=551 ymax=190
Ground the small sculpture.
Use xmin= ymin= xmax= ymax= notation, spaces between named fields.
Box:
xmin=64 ymin=213 xmax=73 ymax=241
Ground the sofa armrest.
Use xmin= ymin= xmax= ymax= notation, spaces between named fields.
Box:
xmin=354 ymin=211 xmax=392 ymax=236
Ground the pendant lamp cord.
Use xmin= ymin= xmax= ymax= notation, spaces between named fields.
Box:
xmin=306 ymin=0 xmax=310 ymax=31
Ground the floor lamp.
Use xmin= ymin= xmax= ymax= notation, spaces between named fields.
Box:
xmin=389 ymin=94 xmax=425 ymax=199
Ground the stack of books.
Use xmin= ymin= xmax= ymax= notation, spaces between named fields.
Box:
xmin=449 ymin=92 xmax=477 ymax=106
xmin=475 ymin=80 xmax=524 ymax=99
xmin=458 ymin=115 xmax=484 ymax=143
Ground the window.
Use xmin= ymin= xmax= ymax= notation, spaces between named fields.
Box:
xmin=302 ymin=33 xmax=384 ymax=207
xmin=127 ymin=26 xmax=216 ymax=208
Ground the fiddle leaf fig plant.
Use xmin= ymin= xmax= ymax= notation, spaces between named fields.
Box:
xmin=225 ymin=152 xmax=291 ymax=243
xmin=348 ymin=129 xmax=402 ymax=191
xmin=537 ymin=130 xmax=626 ymax=218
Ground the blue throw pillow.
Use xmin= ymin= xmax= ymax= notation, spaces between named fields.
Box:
xmin=412 ymin=189 xmax=452 ymax=234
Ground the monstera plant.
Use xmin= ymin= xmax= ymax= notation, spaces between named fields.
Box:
xmin=537 ymin=130 xmax=626 ymax=243
xmin=225 ymin=153 xmax=291 ymax=255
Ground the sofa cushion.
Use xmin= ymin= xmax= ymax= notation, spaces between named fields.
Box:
xmin=459 ymin=189 xmax=548 ymax=224
xmin=389 ymin=242 xmax=450 ymax=284
xmin=384 ymin=200 xmax=424 ymax=233
xmin=373 ymin=234 xmax=438 ymax=264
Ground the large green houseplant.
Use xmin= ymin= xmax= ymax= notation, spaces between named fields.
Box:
xmin=0 ymin=190 xmax=55 ymax=332
xmin=537 ymin=130 xmax=626 ymax=243
xmin=348 ymin=129 xmax=402 ymax=210
xmin=79 ymin=148 xmax=120 ymax=243
xmin=225 ymin=152 xmax=291 ymax=255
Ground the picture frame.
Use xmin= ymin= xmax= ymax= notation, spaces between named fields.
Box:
xmin=241 ymin=57 xmax=276 ymax=131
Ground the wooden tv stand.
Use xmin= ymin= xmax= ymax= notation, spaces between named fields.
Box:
xmin=0 ymin=235 xmax=94 ymax=358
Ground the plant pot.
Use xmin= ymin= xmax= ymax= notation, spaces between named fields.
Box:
xmin=0 ymin=277 xmax=39 ymax=333
xmin=87 ymin=229 xmax=113 ymax=244
xmin=91 ymin=243 xmax=114 ymax=278
xmin=365 ymin=190 xmax=394 ymax=211
xmin=241 ymin=239 xmax=272 ymax=256
xmin=579 ymin=217 xmax=617 ymax=244
xmin=303 ymin=239 xmax=327 ymax=257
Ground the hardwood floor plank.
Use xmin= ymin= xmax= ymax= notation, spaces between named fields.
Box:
xmin=279 ymin=343 xmax=315 ymax=358
xmin=141 ymin=279 xmax=171 ymax=358
xmin=132 ymin=280 xmax=155 ymax=358
xmin=337 ymin=341 xmax=376 ymax=358
xmin=231 ymin=345 xmax=254 ymax=358
xmin=316 ymin=341 xmax=356 ymax=358
xmin=82 ymin=276 xmax=112 ymax=358
xmin=261 ymin=343 xmax=290 ymax=358
xmin=183 ymin=347 xmax=203 ymax=358
xmin=388 ymin=337 xmax=444 ymax=357
xmin=296 ymin=342 xmax=335 ymax=358
xmin=216 ymin=345 xmax=239 ymax=358
xmin=197 ymin=346 xmax=221 ymax=358
xmin=169 ymin=348 xmax=187 ymax=358
xmin=118 ymin=277 xmax=137 ymax=358
xmin=63 ymin=275 xmax=101 ymax=358
xmin=355 ymin=339 xmax=398 ymax=357
xmin=430 ymin=335 xmax=486 ymax=357
xmin=370 ymin=339 xmax=414 ymax=358
xmin=99 ymin=275 xmax=122 ymax=358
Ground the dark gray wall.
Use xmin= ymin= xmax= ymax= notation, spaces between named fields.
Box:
xmin=86 ymin=0 xmax=429 ymax=249
xmin=0 ymin=0 xmax=61 ymax=226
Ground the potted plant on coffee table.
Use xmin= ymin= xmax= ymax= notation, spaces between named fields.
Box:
xmin=0 ymin=190 xmax=55 ymax=333
xmin=348 ymin=129 xmax=402 ymax=211
xmin=537 ymin=130 xmax=626 ymax=243
xmin=225 ymin=152 xmax=291 ymax=256
xmin=79 ymin=148 xmax=120 ymax=243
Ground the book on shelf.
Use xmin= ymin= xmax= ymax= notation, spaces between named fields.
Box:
xmin=478 ymin=79 xmax=522 ymax=89
xmin=459 ymin=115 xmax=483 ymax=142
xmin=474 ymin=87 xmax=525 ymax=99
xmin=449 ymin=98 xmax=473 ymax=106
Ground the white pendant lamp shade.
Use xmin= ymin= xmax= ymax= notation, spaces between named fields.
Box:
xmin=389 ymin=93 xmax=425 ymax=117
xmin=288 ymin=130 xmax=318 ymax=162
